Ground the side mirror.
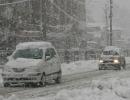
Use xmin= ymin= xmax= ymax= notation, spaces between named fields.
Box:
xmin=45 ymin=55 xmax=51 ymax=61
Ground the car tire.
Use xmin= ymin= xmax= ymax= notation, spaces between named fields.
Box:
xmin=3 ymin=83 xmax=9 ymax=87
xmin=55 ymin=71 xmax=62 ymax=84
xmin=98 ymin=65 xmax=102 ymax=70
xmin=99 ymin=67 xmax=102 ymax=70
xmin=40 ymin=73 xmax=46 ymax=87
xmin=118 ymin=65 xmax=121 ymax=70
xmin=123 ymin=61 xmax=126 ymax=70
xmin=28 ymin=83 xmax=37 ymax=88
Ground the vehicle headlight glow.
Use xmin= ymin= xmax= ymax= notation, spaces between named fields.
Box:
xmin=99 ymin=60 xmax=103 ymax=63
xmin=114 ymin=59 xmax=119 ymax=63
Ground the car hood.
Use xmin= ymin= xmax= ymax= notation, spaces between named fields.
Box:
xmin=100 ymin=55 xmax=119 ymax=60
xmin=5 ymin=58 xmax=42 ymax=68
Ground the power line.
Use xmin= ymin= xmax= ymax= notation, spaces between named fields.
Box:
xmin=0 ymin=0 xmax=84 ymax=24
xmin=49 ymin=0 xmax=84 ymax=24
xmin=0 ymin=0 xmax=36 ymax=6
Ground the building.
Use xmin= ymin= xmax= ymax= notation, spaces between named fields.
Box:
xmin=101 ymin=26 xmax=123 ymax=46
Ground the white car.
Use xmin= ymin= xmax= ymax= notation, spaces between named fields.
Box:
xmin=99 ymin=46 xmax=126 ymax=70
xmin=2 ymin=42 xmax=62 ymax=87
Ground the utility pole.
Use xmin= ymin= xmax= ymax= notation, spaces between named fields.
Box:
xmin=104 ymin=4 xmax=109 ymax=46
xmin=109 ymin=0 xmax=113 ymax=46
xmin=40 ymin=0 xmax=47 ymax=41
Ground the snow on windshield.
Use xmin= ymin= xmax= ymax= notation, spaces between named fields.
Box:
xmin=103 ymin=46 xmax=121 ymax=55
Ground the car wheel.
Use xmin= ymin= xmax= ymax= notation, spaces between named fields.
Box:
xmin=55 ymin=71 xmax=62 ymax=84
xmin=98 ymin=65 xmax=102 ymax=70
xmin=118 ymin=65 xmax=121 ymax=70
xmin=99 ymin=67 xmax=102 ymax=70
xmin=3 ymin=83 xmax=9 ymax=87
xmin=40 ymin=74 xmax=46 ymax=87
xmin=123 ymin=61 xmax=126 ymax=70
xmin=29 ymin=83 xmax=39 ymax=88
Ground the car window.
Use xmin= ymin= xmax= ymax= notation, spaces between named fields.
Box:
xmin=13 ymin=48 xmax=43 ymax=59
xmin=103 ymin=50 xmax=119 ymax=55
xmin=45 ymin=48 xmax=56 ymax=60
xmin=50 ymin=48 xmax=56 ymax=58
xmin=45 ymin=49 xmax=51 ymax=57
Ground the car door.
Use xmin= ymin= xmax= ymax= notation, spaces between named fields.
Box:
xmin=45 ymin=48 xmax=52 ymax=75
xmin=120 ymin=49 xmax=125 ymax=64
xmin=49 ymin=48 xmax=60 ymax=73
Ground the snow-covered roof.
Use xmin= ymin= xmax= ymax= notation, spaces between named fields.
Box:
xmin=87 ymin=23 xmax=105 ymax=29
xmin=103 ymin=46 xmax=121 ymax=52
xmin=107 ymin=26 xmax=122 ymax=30
xmin=16 ymin=41 xmax=53 ymax=49
xmin=87 ymin=41 xmax=97 ymax=44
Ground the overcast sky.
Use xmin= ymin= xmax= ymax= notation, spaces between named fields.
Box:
xmin=86 ymin=0 xmax=130 ymax=38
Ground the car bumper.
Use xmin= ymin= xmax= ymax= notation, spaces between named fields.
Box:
xmin=2 ymin=73 xmax=42 ymax=83
xmin=99 ymin=63 xmax=121 ymax=70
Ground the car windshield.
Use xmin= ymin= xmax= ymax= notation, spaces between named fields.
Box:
xmin=13 ymin=48 xmax=43 ymax=59
xmin=103 ymin=50 xmax=119 ymax=55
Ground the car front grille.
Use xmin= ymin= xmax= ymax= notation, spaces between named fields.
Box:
xmin=103 ymin=60 xmax=113 ymax=63
xmin=4 ymin=77 xmax=36 ymax=81
xmin=13 ymin=68 xmax=25 ymax=72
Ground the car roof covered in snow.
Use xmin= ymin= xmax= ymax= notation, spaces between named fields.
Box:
xmin=103 ymin=46 xmax=121 ymax=52
xmin=16 ymin=41 xmax=53 ymax=49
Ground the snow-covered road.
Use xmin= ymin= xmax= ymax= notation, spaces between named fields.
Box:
xmin=1 ymin=65 xmax=130 ymax=100
xmin=0 ymin=57 xmax=130 ymax=100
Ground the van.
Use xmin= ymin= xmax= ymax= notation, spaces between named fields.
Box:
xmin=98 ymin=46 xmax=126 ymax=70
xmin=2 ymin=42 xmax=62 ymax=87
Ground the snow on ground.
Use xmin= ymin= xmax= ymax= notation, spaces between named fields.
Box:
xmin=0 ymin=57 xmax=130 ymax=100
xmin=126 ymin=57 xmax=130 ymax=64
xmin=62 ymin=60 xmax=98 ymax=75
xmin=3 ymin=77 xmax=130 ymax=100
xmin=0 ymin=57 xmax=130 ymax=85
xmin=62 ymin=57 xmax=130 ymax=75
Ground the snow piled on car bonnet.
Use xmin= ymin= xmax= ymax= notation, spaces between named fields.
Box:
xmin=5 ymin=58 xmax=42 ymax=68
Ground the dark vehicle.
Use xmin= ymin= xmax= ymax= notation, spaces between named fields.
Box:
xmin=99 ymin=46 xmax=126 ymax=70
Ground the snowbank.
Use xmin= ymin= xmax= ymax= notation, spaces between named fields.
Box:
xmin=125 ymin=57 xmax=130 ymax=64
xmin=62 ymin=57 xmax=130 ymax=76
xmin=0 ymin=58 xmax=130 ymax=100
xmin=3 ymin=78 xmax=130 ymax=100
xmin=24 ymin=78 xmax=130 ymax=100
xmin=62 ymin=60 xmax=98 ymax=75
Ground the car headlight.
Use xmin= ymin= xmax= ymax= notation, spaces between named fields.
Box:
xmin=99 ymin=60 xmax=103 ymax=63
xmin=113 ymin=59 xmax=119 ymax=63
